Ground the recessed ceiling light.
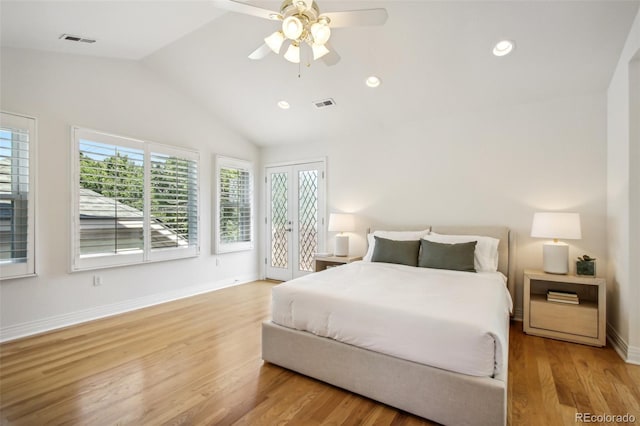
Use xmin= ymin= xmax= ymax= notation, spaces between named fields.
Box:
xmin=277 ymin=100 xmax=290 ymax=109
xmin=493 ymin=40 xmax=515 ymax=57
xmin=365 ymin=76 xmax=381 ymax=88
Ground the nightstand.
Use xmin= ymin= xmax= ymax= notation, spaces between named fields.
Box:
xmin=523 ymin=269 xmax=606 ymax=346
xmin=314 ymin=255 xmax=362 ymax=272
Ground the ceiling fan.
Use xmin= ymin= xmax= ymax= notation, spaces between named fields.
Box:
xmin=212 ymin=0 xmax=388 ymax=66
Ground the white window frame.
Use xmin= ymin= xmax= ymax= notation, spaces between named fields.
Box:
xmin=0 ymin=112 xmax=37 ymax=280
xmin=214 ymin=155 xmax=254 ymax=254
xmin=71 ymin=127 xmax=199 ymax=271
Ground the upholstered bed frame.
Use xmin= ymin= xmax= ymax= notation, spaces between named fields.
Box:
xmin=262 ymin=226 xmax=514 ymax=426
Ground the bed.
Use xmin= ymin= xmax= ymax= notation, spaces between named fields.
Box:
xmin=262 ymin=226 xmax=515 ymax=425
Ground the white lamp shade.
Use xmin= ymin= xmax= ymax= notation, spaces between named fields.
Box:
xmin=328 ymin=213 xmax=355 ymax=232
xmin=284 ymin=43 xmax=300 ymax=63
xmin=310 ymin=22 xmax=331 ymax=45
xmin=312 ymin=43 xmax=330 ymax=60
xmin=264 ymin=31 xmax=285 ymax=54
xmin=531 ymin=212 xmax=582 ymax=240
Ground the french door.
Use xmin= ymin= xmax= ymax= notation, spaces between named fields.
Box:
xmin=266 ymin=161 xmax=326 ymax=281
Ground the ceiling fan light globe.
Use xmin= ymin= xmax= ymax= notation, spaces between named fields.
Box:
xmin=282 ymin=16 xmax=304 ymax=40
xmin=312 ymin=43 xmax=330 ymax=60
xmin=310 ymin=22 xmax=331 ymax=45
xmin=264 ymin=31 xmax=285 ymax=53
xmin=284 ymin=43 xmax=301 ymax=63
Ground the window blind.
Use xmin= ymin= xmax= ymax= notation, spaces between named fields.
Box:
xmin=0 ymin=112 xmax=36 ymax=279
xmin=219 ymin=166 xmax=252 ymax=243
xmin=150 ymin=152 xmax=198 ymax=250
xmin=215 ymin=156 xmax=253 ymax=253
xmin=78 ymin=140 xmax=145 ymax=257
xmin=0 ymin=127 xmax=30 ymax=262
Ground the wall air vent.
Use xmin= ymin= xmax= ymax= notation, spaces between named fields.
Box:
xmin=313 ymin=98 xmax=336 ymax=109
xmin=59 ymin=34 xmax=96 ymax=44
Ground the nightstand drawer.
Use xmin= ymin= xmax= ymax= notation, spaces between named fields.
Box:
xmin=530 ymin=298 xmax=598 ymax=338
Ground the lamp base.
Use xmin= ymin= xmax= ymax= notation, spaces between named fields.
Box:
xmin=542 ymin=242 xmax=569 ymax=274
xmin=335 ymin=235 xmax=349 ymax=257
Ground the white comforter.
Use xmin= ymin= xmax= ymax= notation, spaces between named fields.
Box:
xmin=271 ymin=261 xmax=513 ymax=377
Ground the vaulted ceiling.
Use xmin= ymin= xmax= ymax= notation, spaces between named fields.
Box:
xmin=2 ymin=0 xmax=639 ymax=146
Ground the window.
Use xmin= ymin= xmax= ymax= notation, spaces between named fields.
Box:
xmin=214 ymin=156 xmax=253 ymax=253
xmin=71 ymin=127 xmax=199 ymax=271
xmin=0 ymin=112 xmax=36 ymax=280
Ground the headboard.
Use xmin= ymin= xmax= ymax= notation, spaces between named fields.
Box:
xmin=368 ymin=225 xmax=515 ymax=305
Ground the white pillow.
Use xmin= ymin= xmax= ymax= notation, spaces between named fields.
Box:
xmin=363 ymin=229 xmax=430 ymax=261
xmin=423 ymin=233 xmax=499 ymax=272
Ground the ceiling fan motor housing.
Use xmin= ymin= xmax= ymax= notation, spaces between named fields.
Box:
xmin=280 ymin=0 xmax=320 ymax=21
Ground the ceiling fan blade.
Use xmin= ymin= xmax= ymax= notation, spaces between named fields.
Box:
xmin=322 ymin=8 xmax=388 ymax=28
xmin=248 ymin=43 xmax=272 ymax=60
xmin=321 ymin=43 xmax=340 ymax=66
xmin=212 ymin=0 xmax=281 ymax=20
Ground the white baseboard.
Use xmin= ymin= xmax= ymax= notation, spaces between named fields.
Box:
xmin=607 ymin=323 xmax=640 ymax=364
xmin=628 ymin=345 xmax=640 ymax=365
xmin=513 ymin=307 xmax=523 ymax=322
xmin=607 ymin=323 xmax=628 ymax=360
xmin=0 ymin=274 xmax=259 ymax=343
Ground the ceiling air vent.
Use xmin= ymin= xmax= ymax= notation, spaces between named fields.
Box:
xmin=313 ymin=98 xmax=336 ymax=109
xmin=59 ymin=34 xmax=96 ymax=44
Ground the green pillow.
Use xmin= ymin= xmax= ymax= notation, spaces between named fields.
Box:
xmin=371 ymin=236 xmax=420 ymax=267
xmin=419 ymin=239 xmax=477 ymax=272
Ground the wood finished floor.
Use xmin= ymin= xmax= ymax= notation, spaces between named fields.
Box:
xmin=1 ymin=281 xmax=639 ymax=425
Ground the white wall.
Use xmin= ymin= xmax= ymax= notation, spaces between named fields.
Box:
xmin=0 ymin=47 xmax=260 ymax=341
xmin=262 ymin=93 xmax=608 ymax=319
xmin=607 ymin=8 xmax=640 ymax=363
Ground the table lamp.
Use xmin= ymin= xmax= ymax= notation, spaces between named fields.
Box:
xmin=328 ymin=213 xmax=355 ymax=257
xmin=531 ymin=212 xmax=582 ymax=274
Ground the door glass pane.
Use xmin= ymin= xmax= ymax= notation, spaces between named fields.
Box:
xmin=298 ymin=170 xmax=318 ymax=272
xmin=271 ymin=172 xmax=288 ymax=268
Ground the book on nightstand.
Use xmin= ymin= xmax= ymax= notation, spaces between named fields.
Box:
xmin=547 ymin=290 xmax=579 ymax=304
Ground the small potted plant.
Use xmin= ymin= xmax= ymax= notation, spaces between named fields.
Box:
xmin=576 ymin=254 xmax=596 ymax=276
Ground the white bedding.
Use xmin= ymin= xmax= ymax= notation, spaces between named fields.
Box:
xmin=271 ymin=261 xmax=513 ymax=377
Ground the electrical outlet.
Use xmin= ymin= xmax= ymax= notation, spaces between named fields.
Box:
xmin=93 ymin=275 xmax=102 ymax=286
xmin=216 ymin=257 xmax=221 ymax=266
